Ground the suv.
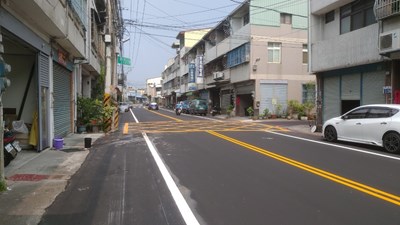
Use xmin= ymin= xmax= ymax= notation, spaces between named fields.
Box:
xmin=189 ymin=99 xmax=208 ymax=116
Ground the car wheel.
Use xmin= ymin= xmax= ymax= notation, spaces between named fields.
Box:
xmin=383 ymin=132 xmax=400 ymax=153
xmin=324 ymin=125 xmax=337 ymax=142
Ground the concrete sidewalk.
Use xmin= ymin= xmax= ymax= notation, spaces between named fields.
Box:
xmin=0 ymin=132 xmax=105 ymax=225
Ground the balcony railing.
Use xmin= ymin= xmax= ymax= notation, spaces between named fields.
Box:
xmin=375 ymin=0 xmax=400 ymax=20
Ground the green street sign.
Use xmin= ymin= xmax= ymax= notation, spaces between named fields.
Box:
xmin=118 ymin=56 xmax=131 ymax=65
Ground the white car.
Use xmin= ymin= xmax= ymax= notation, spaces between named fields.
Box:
xmin=118 ymin=102 xmax=129 ymax=113
xmin=323 ymin=104 xmax=400 ymax=153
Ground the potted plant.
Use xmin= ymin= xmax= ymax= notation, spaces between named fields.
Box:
xmin=303 ymin=101 xmax=315 ymax=120
xmin=77 ymin=97 xmax=109 ymax=133
xmin=261 ymin=108 xmax=270 ymax=119
xmin=287 ymin=100 xmax=301 ymax=120
xmin=226 ymin=105 xmax=234 ymax=117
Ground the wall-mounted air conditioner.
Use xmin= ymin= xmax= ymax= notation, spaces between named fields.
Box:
xmin=213 ymin=72 xmax=224 ymax=80
xmin=379 ymin=29 xmax=400 ymax=54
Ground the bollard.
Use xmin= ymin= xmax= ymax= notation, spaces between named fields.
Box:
xmin=84 ymin=138 xmax=92 ymax=148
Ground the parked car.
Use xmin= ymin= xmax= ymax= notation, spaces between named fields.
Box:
xmin=181 ymin=100 xmax=191 ymax=114
xmin=189 ymin=99 xmax=208 ymax=116
xmin=118 ymin=102 xmax=129 ymax=112
xmin=323 ymin=104 xmax=400 ymax=153
xmin=148 ymin=102 xmax=159 ymax=110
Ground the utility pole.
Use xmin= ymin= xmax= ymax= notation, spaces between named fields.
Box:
xmin=0 ymin=27 xmax=12 ymax=184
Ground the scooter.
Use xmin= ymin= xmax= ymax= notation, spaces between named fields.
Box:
xmin=175 ymin=106 xmax=183 ymax=115
xmin=3 ymin=130 xmax=21 ymax=167
xmin=211 ymin=106 xmax=221 ymax=116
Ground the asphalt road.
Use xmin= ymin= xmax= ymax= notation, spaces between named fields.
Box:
xmin=40 ymin=107 xmax=400 ymax=225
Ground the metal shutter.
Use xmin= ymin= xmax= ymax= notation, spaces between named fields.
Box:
xmin=39 ymin=53 xmax=49 ymax=87
xmin=362 ymin=71 xmax=386 ymax=104
xmin=53 ymin=63 xmax=72 ymax=137
xmin=323 ymin=76 xmax=341 ymax=122
xmin=341 ymin=73 xmax=360 ymax=100
xmin=38 ymin=53 xmax=50 ymax=151
xmin=260 ymin=83 xmax=288 ymax=115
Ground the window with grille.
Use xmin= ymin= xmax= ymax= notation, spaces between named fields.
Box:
xmin=302 ymin=83 xmax=316 ymax=104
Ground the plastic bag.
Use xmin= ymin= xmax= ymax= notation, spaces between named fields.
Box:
xmin=12 ymin=120 xmax=29 ymax=134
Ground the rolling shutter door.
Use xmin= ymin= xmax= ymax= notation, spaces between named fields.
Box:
xmin=39 ymin=54 xmax=49 ymax=87
xmin=362 ymin=71 xmax=386 ymax=104
xmin=341 ymin=73 xmax=360 ymax=100
xmin=38 ymin=53 xmax=50 ymax=151
xmin=323 ymin=76 xmax=340 ymax=122
xmin=260 ymin=83 xmax=288 ymax=115
xmin=53 ymin=63 xmax=72 ymax=137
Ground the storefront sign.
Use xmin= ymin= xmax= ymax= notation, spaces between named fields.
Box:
xmin=189 ymin=63 xmax=196 ymax=83
xmin=197 ymin=55 xmax=203 ymax=77
xmin=188 ymin=83 xmax=197 ymax=91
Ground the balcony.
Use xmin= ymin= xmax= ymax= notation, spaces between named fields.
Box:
xmin=375 ymin=0 xmax=400 ymax=20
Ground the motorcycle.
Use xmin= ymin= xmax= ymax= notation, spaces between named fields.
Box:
xmin=3 ymin=130 xmax=21 ymax=167
xmin=175 ymin=106 xmax=183 ymax=115
xmin=211 ymin=106 xmax=221 ymax=116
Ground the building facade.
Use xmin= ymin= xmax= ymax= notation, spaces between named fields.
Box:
xmin=146 ymin=77 xmax=163 ymax=103
xmin=0 ymin=0 xmax=122 ymax=152
xmin=309 ymin=0 xmax=398 ymax=129
xmin=162 ymin=0 xmax=314 ymax=117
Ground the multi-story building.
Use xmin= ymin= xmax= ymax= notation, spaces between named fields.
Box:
xmin=162 ymin=29 xmax=210 ymax=105
xmin=146 ymin=77 xmax=163 ymax=103
xmin=0 ymin=0 xmax=122 ymax=151
xmin=162 ymin=0 xmax=313 ymax=117
xmin=309 ymin=0 xmax=398 ymax=129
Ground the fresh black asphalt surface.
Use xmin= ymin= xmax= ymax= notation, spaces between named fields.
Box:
xmin=40 ymin=107 xmax=400 ymax=225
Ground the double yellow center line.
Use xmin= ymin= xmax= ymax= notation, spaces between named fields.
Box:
xmin=207 ymin=130 xmax=400 ymax=207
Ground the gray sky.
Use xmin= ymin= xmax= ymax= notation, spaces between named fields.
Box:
xmin=121 ymin=0 xmax=240 ymax=88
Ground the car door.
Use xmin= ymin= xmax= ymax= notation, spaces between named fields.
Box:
xmin=362 ymin=107 xmax=393 ymax=145
xmin=337 ymin=107 xmax=369 ymax=142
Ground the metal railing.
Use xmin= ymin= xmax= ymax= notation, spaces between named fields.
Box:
xmin=375 ymin=0 xmax=400 ymax=20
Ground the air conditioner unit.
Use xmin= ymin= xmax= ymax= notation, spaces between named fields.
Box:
xmin=379 ymin=29 xmax=400 ymax=54
xmin=245 ymin=54 xmax=250 ymax=62
xmin=213 ymin=72 xmax=224 ymax=80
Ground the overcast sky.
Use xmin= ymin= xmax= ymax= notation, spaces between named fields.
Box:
xmin=121 ymin=0 xmax=240 ymax=88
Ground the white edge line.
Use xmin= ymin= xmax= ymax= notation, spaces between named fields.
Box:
xmin=130 ymin=109 xmax=139 ymax=123
xmin=130 ymin=110 xmax=199 ymax=225
xmin=142 ymin=132 xmax=200 ymax=225
xmin=268 ymin=131 xmax=400 ymax=161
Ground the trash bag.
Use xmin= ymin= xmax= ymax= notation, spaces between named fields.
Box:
xmin=12 ymin=120 xmax=29 ymax=134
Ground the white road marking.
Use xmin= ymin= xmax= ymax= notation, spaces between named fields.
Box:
xmin=268 ymin=131 xmax=400 ymax=161
xmin=131 ymin=110 xmax=200 ymax=225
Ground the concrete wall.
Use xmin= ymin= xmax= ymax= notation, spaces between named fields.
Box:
xmin=311 ymin=23 xmax=383 ymax=72
xmin=251 ymin=24 xmax=308 ymax=77
xmin=310 ymin=0 xmax=353 ymax=15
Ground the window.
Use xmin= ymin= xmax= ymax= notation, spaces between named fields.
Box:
xmin=345 ymin=108 xmax=369 ymax=119
xmin=243 ymin=13 xmax=249 ymax=26
xmin=268 ymin=42 xmax=281 ymax=63
xmin=325 ymin=10 xmax=335 ymax=23
xmin=367 ymin=107 xmax=399 ymax=118
xmin=302 ymin=83 xmax=315 ymax=104
xmin=280 ymin=13 xmax=292 ymax=24
xmin=227 ymin=43 xmax=250 ymax=68
xmin=340 ymin=0 xmax=375 ymax=34
xmin=302 ymin=44 xmax=308 ymax=64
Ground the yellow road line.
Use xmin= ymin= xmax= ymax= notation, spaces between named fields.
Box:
xmin=147 ymin=109 xmax=183 ymax=122
xmin=207 ymin=130 xmax=400 ymax=206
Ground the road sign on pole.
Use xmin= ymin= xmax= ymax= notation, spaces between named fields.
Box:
xmin=117 ymin=56 xmax=131 ymax=66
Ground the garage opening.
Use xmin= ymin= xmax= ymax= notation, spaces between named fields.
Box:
xmin=341 ymin=100 xmax=360 ymax=114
